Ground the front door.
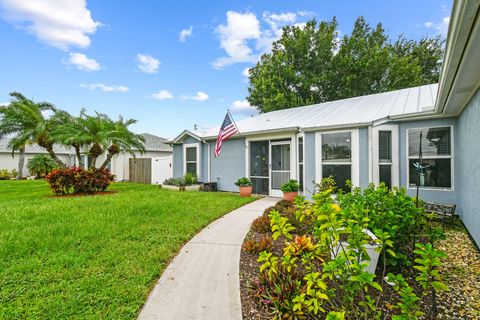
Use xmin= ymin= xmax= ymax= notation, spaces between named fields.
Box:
xmin=270 ymin=141 xmax=291 ymax=197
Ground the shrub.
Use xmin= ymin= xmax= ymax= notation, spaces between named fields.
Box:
xmin=243 ymin=235 xmax=273 ymax=254
xmin=336 ymin=183 xmax=427 ymax=266
xmin=251 ymin=215 xmax=271 ymax=233
xmin=0 ymin=169 xmax=17 ymax=180
xmin=235 ymin=177 xmax=252 ymax=187
xmin=163 ymin=177 xmax=185 ymax=186
xmin=252 ymin=186 xmax=447 ymax=319
xmin=27 ymin=155 xmax=58 ymax=178
xmin=184 ymin=172 xmax=197 ymax=185
xmin=45 ymin=167 xmax=115 ymax=195
xmin=314 ymin=175 xmax=337 ymax=193
xmin=280 ymin=179 xmax=300 ymax=192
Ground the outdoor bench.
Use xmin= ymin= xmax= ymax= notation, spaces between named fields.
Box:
xmin=423 ymin=202 xmax=457 ymax=228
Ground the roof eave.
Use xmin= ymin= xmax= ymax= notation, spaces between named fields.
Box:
xmin=199 ymin=127 xmax=301 ymax=141
xmin=435 ymin=0 xmax=480 ymax=116
xmin=301 ymin=122 xmax=372 ymax=132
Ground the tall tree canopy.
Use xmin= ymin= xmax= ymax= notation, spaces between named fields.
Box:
xmin=246 ymin=17 xmax=444 ymax=113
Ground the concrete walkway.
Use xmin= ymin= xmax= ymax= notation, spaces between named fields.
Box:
xmin=138 ymin=197 xmax=278 ymax=320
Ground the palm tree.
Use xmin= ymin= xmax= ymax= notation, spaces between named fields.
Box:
xmin=0 ymin=92 xmax=63 ymax=179
xmin=26 ymin=154 xmax=58 ymax=178
xmin=99 ymin=116 xmax=146 ymax=170
xmin=48 ymin=109 xmax=89 ymax=168
xmin=49 ymin=111 xmax=144 ymax=169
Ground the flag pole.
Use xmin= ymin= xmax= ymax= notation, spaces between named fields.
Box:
xmin=227 ymin=109 xmax=247 ymax=149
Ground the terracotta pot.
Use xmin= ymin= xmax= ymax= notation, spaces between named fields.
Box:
xmin=239 ymin=186 xmax=253 ymax=197
xmin=283 ymin=191 xmax=298 ymax=202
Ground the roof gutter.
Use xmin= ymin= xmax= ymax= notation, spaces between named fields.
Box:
xmin=199 ymin=126 xmax=301 ymax=141
xmin=301 ymin=122 xmax=372 ymax=133
xmin=435 ymin=0 xmax=480 ymax=116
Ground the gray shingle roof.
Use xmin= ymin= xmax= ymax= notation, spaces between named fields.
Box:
xmin=140 ymin=133 xmax=172 ymax=152
xmin=0 ymin=133 xmax=172 ymax=153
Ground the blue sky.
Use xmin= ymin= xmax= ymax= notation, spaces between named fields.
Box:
xmin=0 ymin=0 xmax=451 ymax=138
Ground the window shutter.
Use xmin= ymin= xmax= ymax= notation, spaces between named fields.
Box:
xmin=378 ymin=131 xmax=392 ymax=163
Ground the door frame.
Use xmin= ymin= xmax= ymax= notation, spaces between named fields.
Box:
xmin=245 ymin=132 xmax=297 ymax=197
xmin=269 ymin=140 xmax=293 ymax=197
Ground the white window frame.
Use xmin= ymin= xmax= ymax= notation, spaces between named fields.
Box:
xmin=406 ymin=125 xmax=454 ymax=191
xmin=297 ymin=133 xmax=305 ymax=194
xmin=315 ymin=129 xmax=360 ymax=187
xmin=183 ymin=143 xmax=200 ymax=177
xmin=371 ymin=124 xmax=399 ymax=187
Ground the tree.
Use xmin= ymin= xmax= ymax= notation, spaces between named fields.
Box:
xmin=247 ymin=17 xmax=444 ymax=113
xmin=50 ymin=110 xmax=145 ymax=169
xmin=26 ymin=154 xmax=58 ymax=178
xmin=0 ymin=92 xmax=63 ymax=179
xmin=48 ymin=109 xmax=89 ymax=168
xmin=99 ymin=116 xmax=146 ymax=170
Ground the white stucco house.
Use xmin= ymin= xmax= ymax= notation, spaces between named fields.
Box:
xmin=0 ymin=133 xmax=172 ymax=182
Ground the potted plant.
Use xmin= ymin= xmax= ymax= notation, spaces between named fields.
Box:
xmin=280 ymin=179 xmax=300 ymax=201
xmin=235 ymin=177 xmax=253 ymax=197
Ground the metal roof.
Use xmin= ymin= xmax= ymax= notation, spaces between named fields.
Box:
xmin=186 ymin=83 xmax=438 ymax=140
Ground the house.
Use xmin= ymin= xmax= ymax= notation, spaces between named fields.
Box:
xmin=169 ymin=0 xmax=480 ymax=245
xmin=0 ymin=133 xmax=172 ymax=182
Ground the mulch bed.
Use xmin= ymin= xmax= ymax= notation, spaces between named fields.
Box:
xmin=240 ymin=208 xmax=480 ymax=320
xmin=47 ymin=190 xmax=118 ymax=198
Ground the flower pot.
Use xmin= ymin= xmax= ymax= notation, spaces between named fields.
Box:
xmin=283 ymin=191 xmax=298 ymax=202
xmin=331 ymin=229 xmax=380 ymax=274
xmin=239 ymin=186 xmax=253 ymax=197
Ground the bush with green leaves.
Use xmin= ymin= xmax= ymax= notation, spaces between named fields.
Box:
xmin=314 ymin=175 xmax=337 ymax=193
xmin=336 ymin=183 xmax=427 ymax=266
xmin=280 ymin=179 xmax=300 ymax=192
xmin=0 ymin=169 xmax=17 ymax=180
xmin=183 ymin=172 xmax=197 ymax=185
xmin=235 ymin=177 xmax=252 ymax=187
xmin=251 ymin=185 xmax=448 ymax=319
xmin=27 ymin=154 xmax=58 ymax=178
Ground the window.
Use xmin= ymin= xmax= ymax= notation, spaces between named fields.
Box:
xmin=298 ymin=137 xmax=304 ymax=191
xmin=408 ymin=127 xmax=452 ymax=189
xmin=379 ymin=131 xmax=392 ymax=188
xmin=184 ymin=145 xmax=198 ymax=176
xmin=322 ymin=132 xmax=352 ymax=191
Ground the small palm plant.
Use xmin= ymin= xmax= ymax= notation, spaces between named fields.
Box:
xmin=27 ymin=154 xmax=58 ymax=178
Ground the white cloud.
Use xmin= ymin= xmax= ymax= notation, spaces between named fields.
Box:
xmin=80 ymin=83 xmax=129 ymax=92
xmin=230 ymin=99 xmax=258 ymax=116
xmin=64 ymin=53 xmax=100 ymax=71
xmin=136 ymin=54 xmax=160 ymax=73
xmin=179 ymin=26 xmax=193 ymax=42
xmin=152 ymin=90 xmax=173 ymax=100
xmin=213 ymin=11 xmax=261 ymax=69
xmin=424 ymin=16 xmax=450 ymax=37
xmin=0 ymin=0 xmax=101 ymax=50
xmin=213 ymin=10 xmax=311 ymax=68
xmin=191 ymin=91 xmax=209 ymax=101
xmin=242 ymin=67 xmax=251 ymax=77
xmin=0 ymin=102 xmax=8 ymax=106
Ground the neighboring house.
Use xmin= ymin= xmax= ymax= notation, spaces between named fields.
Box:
xmin=0 ymin=133 xmax=172 ymax=182
xmin=169 ymin=0 xmax=480 ymax=245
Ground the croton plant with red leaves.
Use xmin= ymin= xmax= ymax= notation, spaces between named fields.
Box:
xmin=45 ymin=167 xmax=115 ymax=195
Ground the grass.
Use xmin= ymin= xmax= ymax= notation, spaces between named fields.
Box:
xmin=0 ymin=180 xmax=255 ymax=319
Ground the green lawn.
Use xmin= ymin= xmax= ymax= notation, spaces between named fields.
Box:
xmin=0 ymin=181 xmax=254 ymax=319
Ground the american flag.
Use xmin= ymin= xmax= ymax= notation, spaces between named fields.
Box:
xmin=214 ymin=112 xmax=238 ymax=157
